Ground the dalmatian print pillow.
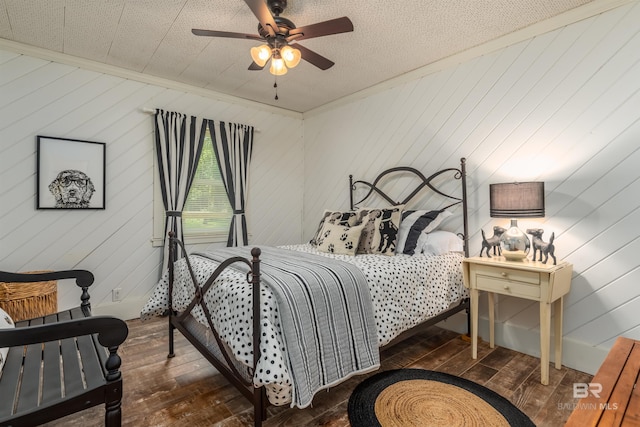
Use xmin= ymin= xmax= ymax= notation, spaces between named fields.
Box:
xmin=309 ymin=210 xmax=359 ymax=246
xmin=0 ymin=307 xmax=15 ymax=374
xmin=354 ymin=208 xmax=382 ymax=254
xmin=356 ymin=205 xmax=404 ymax=255
xmin=316 ymin=222 xmax=365 ymax=255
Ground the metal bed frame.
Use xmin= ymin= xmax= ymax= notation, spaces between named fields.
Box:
xmin=165 ymin=157 xmax=470 ymax=426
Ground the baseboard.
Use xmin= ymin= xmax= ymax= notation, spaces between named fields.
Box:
xmin=92 ymin=296 xmax=149 ymax=321
xmin=437 ymin=312 xmax=610 ymax=376
xmin=92 ymin=297 xmax=610 ymax=375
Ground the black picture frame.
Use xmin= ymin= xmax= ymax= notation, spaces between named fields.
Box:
xmin=37 ymin=136 xmax=106 ymax=210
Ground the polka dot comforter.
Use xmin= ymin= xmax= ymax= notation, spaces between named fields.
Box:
xmin=141 ymin=244 xmax=467 ymax=407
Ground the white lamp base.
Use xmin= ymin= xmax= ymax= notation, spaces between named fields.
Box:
xmin=500 ymin=219 xmax=530 ymax=261
xmin=501 ymin=249 xmax=529 ymax=261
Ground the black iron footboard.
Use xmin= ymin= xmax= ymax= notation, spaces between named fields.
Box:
xmin=165 ymin=232 xmax=267 ymax=426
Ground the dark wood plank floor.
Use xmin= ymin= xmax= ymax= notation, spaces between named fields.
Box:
xmin=45 ymin=316 xmax=592 ymax=427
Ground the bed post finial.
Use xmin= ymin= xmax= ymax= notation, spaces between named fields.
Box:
xmin=460 ymin=157 xmax=469 ymax=258
xmin=349 ymin=174 xmax=354 ymax=210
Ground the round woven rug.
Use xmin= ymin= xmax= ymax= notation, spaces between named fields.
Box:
xmin=348 ymin=369 xmax=535 ymax=427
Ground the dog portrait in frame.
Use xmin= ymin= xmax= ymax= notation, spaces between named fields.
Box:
xmin=37 ymin=136 xmax=106 ymax=210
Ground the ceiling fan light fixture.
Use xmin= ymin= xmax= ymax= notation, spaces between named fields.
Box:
xmin=250 ymin=44 xmax=271 ymax=67
xmin=193 ymin=1 xmax=354 ymax=76
xmin=269 ymin=57 xmax=288 ymax=75
xmin=281 ymin=45 xmax=301 ymax=68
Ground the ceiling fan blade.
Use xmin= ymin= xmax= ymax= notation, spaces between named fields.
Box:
xmin=295 ymin=44 xmax=334 ymax=70
xmin=287 ymin=17 xmax=353 ymax=42
xmin=244 ymin=0 xmax=278 ymax=37
xmin=248 ymin=61 xmax=265 ymax=70
xmin=192 ymin=29 xmax=263 ymax=41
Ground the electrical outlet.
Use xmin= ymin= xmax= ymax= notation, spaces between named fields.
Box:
xmin=112 ymin=288 xmax=123 ymax=302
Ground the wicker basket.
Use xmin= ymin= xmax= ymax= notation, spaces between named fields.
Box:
xmin=0 ymin=272 xmax=58 ymax=322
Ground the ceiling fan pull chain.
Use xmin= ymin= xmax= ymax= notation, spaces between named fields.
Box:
xmin=274 ymin=78 xmax=279 ymax=100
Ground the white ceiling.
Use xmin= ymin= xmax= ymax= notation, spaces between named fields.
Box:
xmin=0 ymin=0 xmax=605 ymax=113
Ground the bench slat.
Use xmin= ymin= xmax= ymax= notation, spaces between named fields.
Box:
xmin=41 ymin=313 xmax=63 ymax=404
xmin=599 ymin=343 xmax=640 ymax=426
xmin=16 ymin=317 xmax=44 ymax=414
xmin=57 ymin=310 xmax=85 ymax=395
xmin=566 ymin=337 xmax=640 ymax=426
xmin=77 ymin=334 xmax=105 ymax=389
xmin=70 ymin=306 xmax=105 ymax=389
xmin=626 ymin=375 xmax=640 ymax=426
xmin=0 ymin=345 xmax=23 ymax=418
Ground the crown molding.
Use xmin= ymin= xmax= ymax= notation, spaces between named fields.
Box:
xmin=304 ymin=0 xmax=634 ymax=118
xmin=0 ymin=38 xmax=303 ymax=120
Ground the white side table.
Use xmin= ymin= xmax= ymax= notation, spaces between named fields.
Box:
xmin=462 ymin=256 xmax=573 ymax=385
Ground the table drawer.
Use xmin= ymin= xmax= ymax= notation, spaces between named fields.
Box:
xmin=472 ymin=264 xmax=540 ymax=285
xmin=477 ymin=276 xmax=541 ymax=299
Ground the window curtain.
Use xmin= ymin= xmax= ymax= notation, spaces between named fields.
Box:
xmin=154 ymin=109 xmax=207 ymax=270
xmin=209 ymin=120 xmax=254 ymax=247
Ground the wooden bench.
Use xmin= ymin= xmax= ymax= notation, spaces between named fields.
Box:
xmin=565 ymin=336 xmax=640 ymax=426
xmin=0 ymin=270 xmax=129 ymax=427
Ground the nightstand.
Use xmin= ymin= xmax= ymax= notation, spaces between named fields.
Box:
xmin=462 ymin=256 xmax=573 ymax=385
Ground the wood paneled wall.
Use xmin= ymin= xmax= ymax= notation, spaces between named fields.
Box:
xmin=1 ymin=1 xmax=638 ymax=376
xmin=0 ymin=51 xmax=304 ymax=316
xmin=303 ymin=2 xmax=640 ymax=374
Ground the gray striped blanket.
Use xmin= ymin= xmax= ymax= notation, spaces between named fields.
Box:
xmin=196 ymin=246 xmax=379 ymax=408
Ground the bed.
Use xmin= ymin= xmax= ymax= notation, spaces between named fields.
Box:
xmin=141 ymin=158 xmax=470 ymax=426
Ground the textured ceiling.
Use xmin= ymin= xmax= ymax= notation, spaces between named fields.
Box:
xmin=0 ymin=0 xmax=597 ymax=112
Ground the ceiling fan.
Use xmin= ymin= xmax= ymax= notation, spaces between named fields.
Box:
xmin=192 ymin=0 xmax=354 ymax=76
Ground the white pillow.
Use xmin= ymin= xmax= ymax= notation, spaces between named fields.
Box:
xmin=0 ymin=307 xmax=15 ymax=373
xmin=418 ymin=230 xmax=464 ymax=256
xmin=396 ymin=210 xmax=452 ymax=255
xmin=316 ymin=222 xmax=365 ymax=256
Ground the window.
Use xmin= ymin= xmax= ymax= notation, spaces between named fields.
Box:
xmin=152 ymin=129 xmax=231 ymax=246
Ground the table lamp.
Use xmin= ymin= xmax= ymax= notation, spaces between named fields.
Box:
xmin=490 ymin=182 xmax=545 ymax=261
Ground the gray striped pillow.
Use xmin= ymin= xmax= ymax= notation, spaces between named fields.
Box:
xmin=396 ymin=209 xmax=451 ymax=255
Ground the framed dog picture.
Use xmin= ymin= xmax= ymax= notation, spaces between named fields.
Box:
xmin=37 ymin=136 xmax=106 ymax=210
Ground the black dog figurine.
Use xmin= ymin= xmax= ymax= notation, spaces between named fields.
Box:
xmin=526 ymin=228 xmax=556 ymax=265
xmin=480 ymin=226 xmax=506 ymax=258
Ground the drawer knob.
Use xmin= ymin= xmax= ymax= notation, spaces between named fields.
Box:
xmin=501 ymin=272 xmax=507 ymax=277
xmin=504 ymin=285 xmax=510 ymax=290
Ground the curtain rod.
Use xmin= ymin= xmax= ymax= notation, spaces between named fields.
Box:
xmin=141 ymin=107 xmax=260 ymax=132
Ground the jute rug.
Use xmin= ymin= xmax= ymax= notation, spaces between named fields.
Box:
xmin=348 ymin=369 xmax=535 ymax=427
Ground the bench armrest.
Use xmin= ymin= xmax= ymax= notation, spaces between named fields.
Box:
xmin=0 ymin=316 xmax=128 ymax=348
xmin=0 ymin=270 xmax=95 ymax=312
xmin=0 ymin=270 xmax=94 ymax=288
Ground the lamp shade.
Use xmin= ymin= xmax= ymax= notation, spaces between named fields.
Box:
xmin=281 ymin=46 xmax=301 ymax=68
xmin=269 ymin=57 xmax=287 ymax=75
xmin=490 ymin=182 xmax=545 ymax=218
xmin=250 ymin=44 xmax=271 ymax=67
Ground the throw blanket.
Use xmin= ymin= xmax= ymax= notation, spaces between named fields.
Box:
xmin=196 ymin=247 xmax=380 ymax=408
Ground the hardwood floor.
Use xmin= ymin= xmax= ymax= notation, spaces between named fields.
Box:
xmin=46 ymin=316 xmax=592 ymax=427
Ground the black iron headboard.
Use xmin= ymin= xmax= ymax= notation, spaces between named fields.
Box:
xmin=349 ymin=158 xmax=469 ymax=257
